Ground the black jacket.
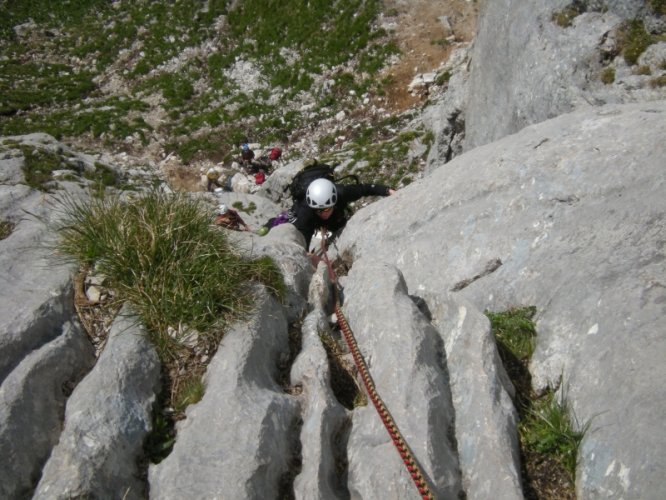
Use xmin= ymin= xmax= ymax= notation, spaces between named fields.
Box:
xmin=289 ymin=182 xmax=391 ymax=249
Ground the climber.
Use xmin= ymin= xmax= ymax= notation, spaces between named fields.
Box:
xmin=212 ymin=204 xmax=250 ymax=232
xmin=280 ymin=177 xmax=395 ymax=251
xmin=239 ymin=141 xmax=256 ymax=170
xmin=206 ymin=167 xmax=230 ymax=192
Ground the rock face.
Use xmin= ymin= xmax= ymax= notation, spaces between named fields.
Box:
xmin=0 ymin=321 xmax=94 ymax=499
xmin=2 ymin=2 xmax=665 ymax=499
xmin=341 ymin=259 xmax=463 ymax=498
xmin=34 ymin=306 xmax=160 ymax=499
xmin=339 ymin=101 xmax=666 ymax=499
xmin=148 ymin=286 xmax=300 ymax=499
xmin=464 ymin=0 xmax=666 ymax=149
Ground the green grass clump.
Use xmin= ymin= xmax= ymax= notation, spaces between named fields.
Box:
xmin=486 ymin=306 xmax=537 ymax=360
xmin=520 ymin=388 xmax=590 ymax=480
xmin=18 ymin=145 xmax=121 ymax=191
xmin=600 ymin=67 xmax=616 ymax=85
xmin=20 ymin=146 xmax=67 ymax=191
xmin=435 ymin=70 xmax=451 ymax=86
xmin=232 ymin=201 xmax=257 ymax=215
xmin=53 ymin=189 xmax=285 ymax=362
xmin=649 ymin=0 xmax=666 ymax=15
xmin=0 ymin=219 xmax=16 ymax=240
xmin=82 ymin=162 xmax=121 ymax=190
xmin=618 ymin=20 xmax=653 ymax=66
xmin=0 ymin=0 xmax=110 ymax=40
xmin=486 ymin=306 xmax=591 ymax=492
xmin=1 ymin=97 xmax=152 ymax=143
xmin=552 ymin=3 xmax=585 ymax=28
xmin=172 ymin=374 xmax=205 ymax=413
xmin=634 ymin=65 xmax=652 ymax=75
xmin=0 ymin=60 xmax=96 ymax=116
xmin=650 ymin=75 xmax=666 ymax=88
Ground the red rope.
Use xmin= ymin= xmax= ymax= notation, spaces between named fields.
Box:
xmin=335 ymin=303 xmax=435 ymax=500
xmin=318 ymin=235 xmax=435 ymax=499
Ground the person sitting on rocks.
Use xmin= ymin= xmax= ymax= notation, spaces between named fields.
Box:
xmin=212 ymin=204 xmax=250 ymax=232
xmin=206 ymin=167 xmax=224 ymax=192
xmin=239 ymin=142 xmax=256 ymax=172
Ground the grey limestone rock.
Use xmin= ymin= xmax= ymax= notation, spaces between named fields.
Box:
xmin=290 ymin=308 xmax=350 ymax=500
xmin=464 ymin=0 xmax=666 ymax=150
xmin=33 ymin=307 xmax=161 ymax=500
xmin=148 ymin=286 xmax=300 ymax=499
xmin=339 ymin=101 xmax=666 ymax=499
xmin=342 ymin=258 xmax=463 ymax=499
xmin=425 ymin=293 xmax=523 ymax=500
xmin=0 ymin=321 xmax=95 ymax=499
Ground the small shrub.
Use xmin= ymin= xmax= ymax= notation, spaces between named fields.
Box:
xmin=601 ymin=67 xmax=616 ymax=84
xmin=649 ymin=75 xmax=666 ymax=87
xmin=649 ymin=0 xmax=666 ymax=15
xmin=618 ymin=20 xmax=653 ymax=66
xmin=0 ymin=219 xmax=16 ymax=240
xmin=486 ymin=306 xmax=537 ymax=361
xmin=552 ymin=5 xmax=583 ymax=28
xmin=520 ymin=388 xmax=590 ymax=480
xmin=634 ymin=65 xmax=652 ymax=75
xmin=435 ymin=70 xmax=451 ymax=86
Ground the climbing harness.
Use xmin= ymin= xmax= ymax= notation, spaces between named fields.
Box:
xmin=318 ymin=237 xmax=436 ymax=500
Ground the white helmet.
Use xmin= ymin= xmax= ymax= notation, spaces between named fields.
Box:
xmin=306 ymin=178 xmax=337 ymax=209
xmin=217 ymin=204 xmax=228 ymax=214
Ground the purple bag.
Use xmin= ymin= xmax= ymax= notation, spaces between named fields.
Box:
xmin=269 ymin=211 xmax=290 ymax=228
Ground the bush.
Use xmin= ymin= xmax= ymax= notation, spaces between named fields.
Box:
xmin=601 ymin=67 xmax=616 ymax=85
xmin=649 ymin=75 xmax=666 ymax=87
xmin=520 ymin=388 xmax=591 ymax=480
xmin=53 ymin=189 xmax=285 ymax=362
xmin=649 ymin=0 xmax=666 ymax=15
xmin=618 ymin=20 xmax=653 ymax=66
xmin=551 ymin=3 xmax=585 ymax=28
xmin=0 ymin=219 xmax=15 ymax=240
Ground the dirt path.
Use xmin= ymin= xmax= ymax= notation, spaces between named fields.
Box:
xmin=379 ymin=0 xmax=478 ymax=111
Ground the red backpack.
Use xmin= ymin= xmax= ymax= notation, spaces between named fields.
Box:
xmin=269 ymin=147 xmax=282 ymax=161
xmin=255 ymin=171 xmax=266 ymax=184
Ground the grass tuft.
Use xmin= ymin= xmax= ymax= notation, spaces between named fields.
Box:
xmin=52 ymin=189 xmax=284 ymax=362
xmin=0 ymin=219 xmax=16 ymax=240
xmin=618 ymin=20 xmax=653 ymax=66
xmin=600 ymin=67 xmax=616 ymax=85
xmin=520 ymin=387 xmax=590 ymax=480
xmin=486 ymin=306 xmax=536 ymax=361
xmin=486 ymin=306 xmax=590 ymax=495
xmin=551 ymin=2 xmax=586 ymax=28
xmin=649 ymin=75 xmax=666 ymax=87
xmin=172 ymin=373 xmax=206 ymax=413
xmin=649 ymin=0 xmax=666 ymax=15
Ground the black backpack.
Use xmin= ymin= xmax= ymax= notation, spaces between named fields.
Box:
xmin=287 ymin=161 xmax=359 ymax=202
